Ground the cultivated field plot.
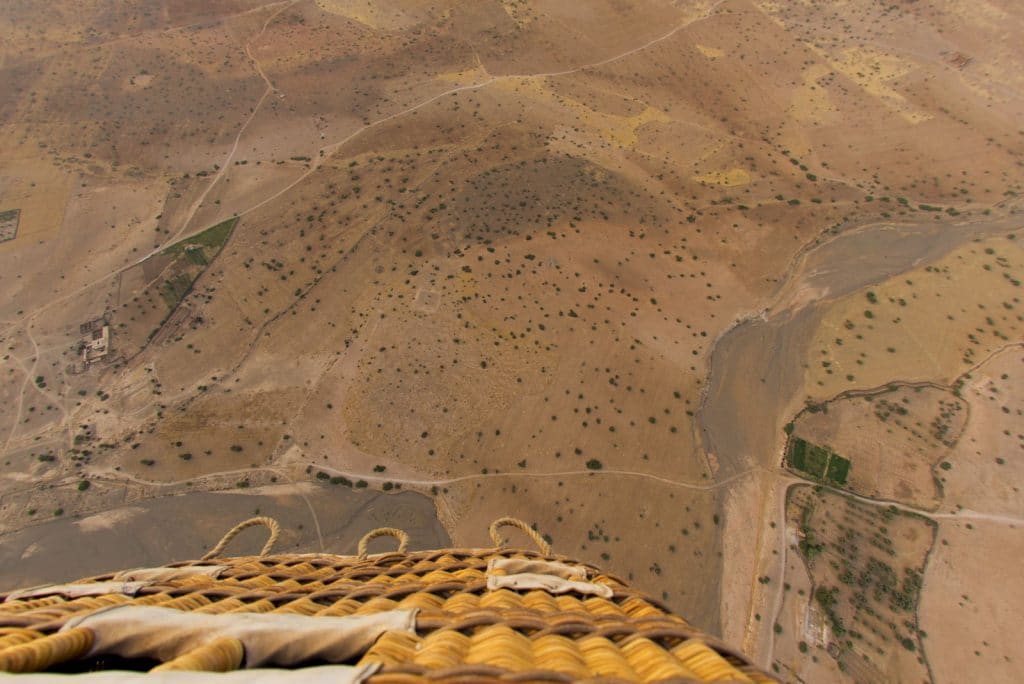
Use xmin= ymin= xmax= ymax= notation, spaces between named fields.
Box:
xmin=789 ymin=385 xmax=966 ymax=509
xmin=108 ymin=217 xmax=238 ymax=359
xmin=786 ymin=436 xmax=851 ymax=487
xmin=0 ymin=209 xmax=18 ymax=242
xmin=787 ymin=485 xmax=935 ymax=683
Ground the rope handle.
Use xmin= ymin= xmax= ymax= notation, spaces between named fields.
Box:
xmin=201 ymin=517 xmax=280 ymax=561
xmin=358 ymin=527 xmax=410 ymax=558
xmin=488 ymin=517 xmax=551 ymax=555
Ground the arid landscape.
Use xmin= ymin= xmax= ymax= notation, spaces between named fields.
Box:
xmin=1 ymin=0 xmax=1022 ymax=681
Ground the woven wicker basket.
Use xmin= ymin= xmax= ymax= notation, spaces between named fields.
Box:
xmin=0 ymin=517 xmax=776 ymax=682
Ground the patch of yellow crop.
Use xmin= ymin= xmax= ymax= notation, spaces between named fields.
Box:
xmin=828 ymin=47 xmax=932 ymax=124
xmin=788 ymin=63 xmax=839 ymax=125
xmin=695 ymin=44 xmax=724 ymax=59
xmin=500 ymin=77 xmax=670 ymax=149
xmin=691 ymin=168 xmax=751 ymax=187
xmin=436 ymin=67 xmax=488 ymax=85
xmin=314 ymin=0 xmax=424 ymax=30
xmin=315 ymin=0 xmax=381 ymax=28
xmin=499 ymin=0 xmax=538 ymax=28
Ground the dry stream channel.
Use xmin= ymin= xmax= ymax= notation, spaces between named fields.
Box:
xmin=700 ymin=212 xmax=1021 ymax=478
xmin=697 ymin=209 xmax=1021 ymax=637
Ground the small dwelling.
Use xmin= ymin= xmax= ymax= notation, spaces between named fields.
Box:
xmin=80 ymin=318 xmax=110 ymax=365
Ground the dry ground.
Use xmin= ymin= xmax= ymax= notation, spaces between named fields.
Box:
xmin=938 ymin=347 xmax=1024 ymax=517
xmin=918 ymin=520 xmax=1022 ymax=684
xmin=806 ymin=235 xmax=1023 ymax=399
xmin=439 ymin=472 xmax=723 ymax=630
xmin=0 ymin=485 xmax=448 ymax=589
xmin=1 ymin=1 xmax=1024 ymax=679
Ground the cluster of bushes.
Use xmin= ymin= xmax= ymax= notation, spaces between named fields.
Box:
xmin=313 ymin=471 xmax=372 ymax=489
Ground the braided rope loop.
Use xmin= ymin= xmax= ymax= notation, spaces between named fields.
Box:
xmin=201 ymin=517 xmax=280 ymax=561
xmin=489 ymin=517 xmax=552 ymax=555
xmin=358 ymin=527 xmax=410 ymax=558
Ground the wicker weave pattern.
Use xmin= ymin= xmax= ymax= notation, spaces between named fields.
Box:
xmin=0 ymin=534 xmax=775 ymax=682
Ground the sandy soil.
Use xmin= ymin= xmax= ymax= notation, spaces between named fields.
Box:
xmin=919 ymin=520 xmax=1023 ymax=684
xmin=439 ymin=470 xmax=724 ymax=633
xmin=0 ymin=486 xmax=447 ymax=590
xmin=1 ymin=2 xmax=1023 ymax=681
xmin=806 ymin=235 xmax=1024 ymax=398
xmin=938 ymin=347 xmax=1024 ymax=516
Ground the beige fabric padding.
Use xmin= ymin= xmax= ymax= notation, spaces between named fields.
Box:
xmin=486 ymin=573 xmax=613 ymax=598
xmin=8 ymin=664 xmax=380 ymax=683
xmin=113 ymin=566 xmax=228 ymax=583
xmin=60 ymin=606 xmax=417 ymax=668
xmin=487 ymin=557 xmax=589 ymax=580
xmin=4 ymin=582 xmax=150 ymax=602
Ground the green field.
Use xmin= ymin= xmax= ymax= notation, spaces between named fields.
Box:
xmin=826 ymin=454 xmax=851 ymax=485
xmin=160 ymin=273 xmax=195 ymax=310
xmin=0 ymin=209 xmax=19 ymax=242
xmin=184 ymin=248 xmax=208 ymax=266
xmin=790 ymin=438 xmax=808 ymax=472
xmin=156 ymin=217 xmax=238 ymax=310
xmin=163 ymin=217 xmax=238 ymax=258
xmin=788 ymin=437 xmax=851 ymax=486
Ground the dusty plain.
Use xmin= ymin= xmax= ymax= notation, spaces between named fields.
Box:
xmin=1 ymin=1 xmax=1023 ymax=681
